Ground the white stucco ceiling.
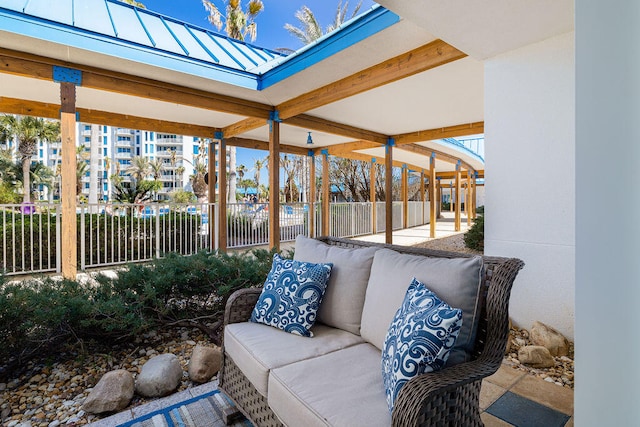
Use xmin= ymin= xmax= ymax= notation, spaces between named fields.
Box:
xmin=377 ymin=0 xmax=574 ymax=60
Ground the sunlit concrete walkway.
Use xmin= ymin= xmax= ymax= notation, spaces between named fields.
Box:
xmin=354 ymin=211 xmax=471 ymax=246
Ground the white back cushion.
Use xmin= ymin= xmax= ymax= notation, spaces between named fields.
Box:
xmin=293 ymin=235 xmax=378 ymax=335
xmin=360 ymin=249 xmax=483 ymax=365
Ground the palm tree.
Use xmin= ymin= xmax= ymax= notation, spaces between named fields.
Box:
xmin=175 ymin=166 xmax=186 ymax=189
xmin=149 ymin=158 xmax=165 ymax=200
xmin=0 ymin=115 xmax=60 ymax=203
xmin=191 ymin=158 xmax=208 ymax=202
xmin=202 ymin=0 xmax=264 ymax=42
xmin=126 ymin=156 xmax=151 ymax=184
xmin=253 ymin=157 xmax=265 ymax=191
xmin=228 ymin=146 xmax=237 ymax=203
xmin=120 ymin=0 xmax=145 ymax=8
xmin=28 ymin=163 xmax=55 ymax=201
xmin=285 ymin=1 xmax=362 ymax=46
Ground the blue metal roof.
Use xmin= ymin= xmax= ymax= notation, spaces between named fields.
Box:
xmin=0 ymin=0 xmax=399 ymax=90
xmin=0 ymin=0 xmax=284 ymax=88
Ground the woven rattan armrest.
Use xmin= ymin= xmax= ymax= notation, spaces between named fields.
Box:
xmin=392 ymin=359 xmax=497 ymax=426
xmin=224 ymin=288 xmax=262 ymax=326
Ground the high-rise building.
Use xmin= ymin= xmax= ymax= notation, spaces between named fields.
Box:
xmin=22 ymin=120 xmax=231 ymax=202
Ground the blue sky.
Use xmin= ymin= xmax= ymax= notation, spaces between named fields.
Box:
xmin=141 ymin=0 xmax=377 ymax=186
xmin=143 ymin=0 xmax=378 ymax=51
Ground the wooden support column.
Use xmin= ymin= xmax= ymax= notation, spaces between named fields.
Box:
xmin=467 ymin=171 xmax=472 ymax=226
xmin=471 ymin=172 xmax=477 ymax=219
xmin=321 ymin=151 xmax=330 ymax=236
xmin=217 ymin=137 xmax=228 ymax=251
xmin=420 ymin=170 xmax=426 ymax=225
xmin=449 ymin=183 xmax=454 ymax=212
xmin=308 ymin=153 xmax=315 ymax=238
xmin=401 ymin=166 xmax=408 ymax=229
xmin=385 ymin=140 xmax=393 ymax=244
xmin=455 ymin=161 xmax=461 ymax=231
xmin=436 ymin=179 xmax=442 ymax=219
xmin=268 ymin=117 xmax=280 ymax=250
xmin=60 ymin=82 xmax=77 ymax=279
xmin=429 ymin=154 xmax=437 ymax=238
xmin=370 ymin=159 xmax=377 ymax=235
xmin=208 ymin=138 xmax=217 ymax=250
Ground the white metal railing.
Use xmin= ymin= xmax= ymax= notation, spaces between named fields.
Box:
xmin=79 ymin=202 xmax=215 ymax=270
xmin=0 ymin=203 xmax=59 ymax=275
xmin=407 ymin=201 xmax=430 ymax=228
xmin=329 ymin=202 xmax=372 ymax=238
xmin=227 ymin=202 xmax=269 ymax=248
xmin=376 ymin=201 xmax=404 ymax=232
xmin=0 ymin=199 xmax=435 ymax=276
xmin=226 ymin=202 xmax=310 ymax=248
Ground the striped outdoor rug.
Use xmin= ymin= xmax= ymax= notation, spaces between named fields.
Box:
xmin=116 ymin=390 xmax=251 ymax=427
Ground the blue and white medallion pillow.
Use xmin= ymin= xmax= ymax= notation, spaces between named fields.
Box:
xmin=250 ymin=253 xmax=333 ymax=337
xmin=381 ymin=278 xmax=463 ymax=412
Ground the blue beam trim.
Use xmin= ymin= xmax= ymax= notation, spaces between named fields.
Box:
xmin=134 ymin=7 xmax=156 ymax=47
xmin=206 ymin=32 xmax=246 ymax=69
xmin=185 ymin=25 xmax=221 ymax=63
xmin=105 ymin=0 xmax=118 ymax=37
xmin=307 ymin=150 xmax=314 ymax=157
xmin=321 ymin=149 xmax=329 ymax=157
xmin=269 ymin=111 xmax=281 ymax=122
xmin=161 ymin=16 xmax=189 ymax=56
xmin=214 ymin=131 xmax=223 ymax=140
xmin=53 ymin=66 xmax=82 ymax=85
xmin=371 ymin=158 xmax=376 ymax=163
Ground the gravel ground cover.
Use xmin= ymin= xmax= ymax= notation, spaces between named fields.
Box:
xmin=0 ymin=233 xmax=572 ymax=426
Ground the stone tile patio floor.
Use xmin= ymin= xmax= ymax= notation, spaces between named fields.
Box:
xmin=89 ymin=363 xmax=573 ymax=426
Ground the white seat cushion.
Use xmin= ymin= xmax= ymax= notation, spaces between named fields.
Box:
xmin=268 ymin=343 xmax=391 ymax=427
xmin=360 ymin=249 xmax=483 ymax=365
xmin=224 ymin=322 xmax=364 ymax=397
xmin=293 ymin=235 xmax=378 ymax=335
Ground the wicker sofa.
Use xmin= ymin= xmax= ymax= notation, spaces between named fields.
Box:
xmin=219 ymin=236 xmax=524 ymax=427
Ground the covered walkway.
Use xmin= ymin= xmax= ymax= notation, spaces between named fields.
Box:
xmin=0 ymin=0 xmax=484 ymax=279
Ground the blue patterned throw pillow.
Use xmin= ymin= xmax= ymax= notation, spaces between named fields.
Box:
xmin=381 ymin=278 xmax=463 ymax=412
xmin=250 ymin=254 xmax=333 ymax=337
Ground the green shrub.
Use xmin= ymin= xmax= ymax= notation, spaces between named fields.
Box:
xmin=464 ymin=209 xmax=484 ymax=251
xmin=0 ymin=248 xmax=279 ymax=374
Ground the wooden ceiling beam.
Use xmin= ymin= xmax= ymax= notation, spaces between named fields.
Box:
xmin=436 ymin=170 xmax=485 ymax=180
xmin=223 ymin=117 xmax=267 ymax=138
xmin=320 ymin=140 xmax=381 ymax=156
xmin=0 ymin=97 xmax=219 ymax=138
xmin=327 ymin=149 xmax=424 ymax=172
xmin=285 ymin=114 xmax=388 ymax=144
xmin=394 ymin=122 xmax=484 ymax=145
xmin=226 ymin=137 xmax=310 ymax=156
xmin=0 ymin=48 xmax=273 ymax=118
xmin=277 ymin=39 xmax=467 ymax=120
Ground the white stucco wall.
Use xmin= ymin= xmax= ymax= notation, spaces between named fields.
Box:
xmin=475 ymin=185 xmax=485 ymax=208
xmin=484 ymin=32 xmax=575 ymax=339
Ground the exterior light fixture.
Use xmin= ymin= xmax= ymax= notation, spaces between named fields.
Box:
xmin=307 ymin=131 xmax=313 ymax=145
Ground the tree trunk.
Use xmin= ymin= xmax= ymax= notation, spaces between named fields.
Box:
xmin=22 ymin=158 xmax=30 ymax=203
xmin=88 ymin=124 xmax=101 ymax=210
xmin=228 ymin=146 xmax=237 ymax=204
